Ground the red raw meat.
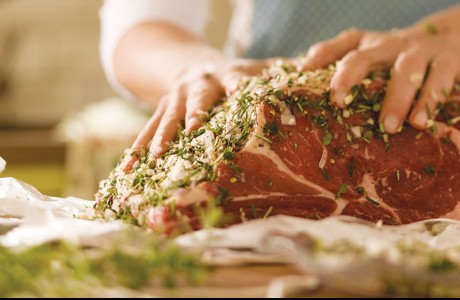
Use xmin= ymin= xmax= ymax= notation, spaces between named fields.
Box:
xmin=95 ymin=62 xmax=460 ymax=233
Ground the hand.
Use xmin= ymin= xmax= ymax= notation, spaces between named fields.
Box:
xmin=123 ymin=58 xmax=267 ymax=172
xmin=304 ymin=20 xmax=460 ymax=134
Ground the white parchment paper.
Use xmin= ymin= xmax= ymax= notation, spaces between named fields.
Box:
xmin=1 ymin=175 xmax=460 ymax=297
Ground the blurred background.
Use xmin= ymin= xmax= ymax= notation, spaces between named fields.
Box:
xmin=0 ymin=0 xmax=231 ymax=199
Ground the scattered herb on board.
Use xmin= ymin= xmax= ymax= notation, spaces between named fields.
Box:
xmin=0 ymin=233 xmax=206 ymax=298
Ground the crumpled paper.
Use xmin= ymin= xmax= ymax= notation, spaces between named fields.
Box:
xmin=177 ymin=215 xmax=460 ymax=296
xmin=0 ymin=157 xmax=5 ymax=174
xmin=0 ymin=177 xmax=123 ymax=248
xmin=1 ymin=172 xmax=460 ymax=297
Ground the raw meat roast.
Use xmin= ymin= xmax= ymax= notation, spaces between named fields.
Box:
xmin=96 ymin=60 xmax=460 ymax=233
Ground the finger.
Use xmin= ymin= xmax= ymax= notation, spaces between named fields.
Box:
xmin=379 ymin=47 xmax=430 ymax=134
xmin=220 ymin=60 xmax=268 ymax=95
xmin=303 ymin=28 xmax=364 ymax=69
xmin=130 ymin=99 xmax=167 ymax=152
xmin=330 ymin=37 xmax=404 ymax=107
xmin=185 ymin=76 xmax=224 ymax=132
xmin=410 ymin=51 xmax=458 ymax=130
xmin=123 ymin=100 xmax=167 ymax=172
xmin=150 ymin=87 xmax=186 ymax=158
xmin=220 ymin=70 xmax=249 ymax=96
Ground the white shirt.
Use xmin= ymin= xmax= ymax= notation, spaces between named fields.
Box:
xmin=100 ymin=0 xmax=459 ymax=100
xmin=99 ymin=0 xmax=251 ymax=100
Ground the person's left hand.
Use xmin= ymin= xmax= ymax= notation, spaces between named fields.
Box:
xmin=303 ymin=22 xmax=460 ymax=134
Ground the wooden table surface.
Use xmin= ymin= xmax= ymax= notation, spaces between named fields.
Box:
xmin=152 ymin=264 xmax=364 ymax=298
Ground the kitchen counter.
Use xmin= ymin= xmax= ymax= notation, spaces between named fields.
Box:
xmin=0 ymin=128 xmax=66 ymax=196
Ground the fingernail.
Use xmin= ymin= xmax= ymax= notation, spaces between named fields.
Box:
xmin=123 ymin=157 xmax=135 ymax=173
xmin=332 ymin=89 xmax=347 ymax=107
xmin=413 ymin=111 xmax=427 ymax=128
xmin=122 ymin=149 xmax=141 ymax=172
xmin=383 ymin=114 xmax=400 ymax=134
xmin=150 ymin=137 xmax=163 ymax=158
xmin=186 ymin=118 xmax=201 ymax=132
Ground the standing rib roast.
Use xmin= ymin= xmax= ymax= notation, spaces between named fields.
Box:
xmin=96 ymin=60 xmax=460 ymax=233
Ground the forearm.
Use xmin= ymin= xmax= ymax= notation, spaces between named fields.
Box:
xmin=113 ymin=21 xmax=224 ymax=106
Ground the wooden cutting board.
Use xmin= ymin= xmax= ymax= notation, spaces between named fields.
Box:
xmin=151 ymin=264 xmax=363 ymax=298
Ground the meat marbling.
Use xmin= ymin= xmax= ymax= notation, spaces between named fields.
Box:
xmin=95 ymin=60 xmax=460 ymax=233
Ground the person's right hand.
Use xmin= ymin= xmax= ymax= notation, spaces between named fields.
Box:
xmin=123 ymin=58 xmax=268 ymax=172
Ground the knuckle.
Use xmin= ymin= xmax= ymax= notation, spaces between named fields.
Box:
xmin=340 ymin=50 xmax=365 ymax=65
xmin=395 ymin=52 xmax=425 ymax=71
xmin=188 ymin=82 xmax=208 ymax=98
xmin=164 ymin=107 xmax=182 ymax=121
xmin=431 ymin=52 xmax=455 ymax=72
xmin=340 ymin=27 xmax=361 ymax=38
xmin=308 ymin=42 xmax=330 ymax=57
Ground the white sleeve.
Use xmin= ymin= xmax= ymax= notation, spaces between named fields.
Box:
xmin=99 ymin=0 xmax=211 ymax=100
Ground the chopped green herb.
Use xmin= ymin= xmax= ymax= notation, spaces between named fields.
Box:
xmin=423 ymin=165 xmax=436 ymax=177
xmin=385 ymin=142 xmax=390 ymax=152
xmin=429 ymin=256 xmax=456 ymax=272
xmin=222 ymin=148 xmax=235 ymax=160
xmin=263 ymin=121 xmax=280 ymax=136
xmin=346 ymin=132 xmax=353 ymax=143
xmin=425 ymin=22 xmax=439 ymax=35
xmin=336 ymin=183 xmax=348 ymax=199
xmin=441 ymin=136 xmax=452 ymax=144
xmin=321 ymin=168 xmax=330 ymax=181
xmin=311 ymin=115 xmax=328 ymax=129
xmin=263 ymin=206 xmax=274 ymax=219
xmin=191 ymin=128 xmax=206 ymax=137
xmin=351 ymin=84 xmax=361 ymax=98
xmin=365 ymin=195 xmax=380 ymax=206
xmin=424 ymin=221 xmax=449 ymax=237
xmin=251 ymin=205 xmax=257 ymax=218
xmin=347 ymin=157 xmax=355 ymax=177
xmin=296 ymin=101 xmax=304 ymax=112
xmin=323 ymin=132 xmax=333 ymax=146
xmin=255 ymin=134 xmax=272 ymax=144
xmin=274 ymin=89 xmax=284 ymax=99
xmin=337 ymin=114 xmax=343 ymax=125
xmin=379 ymin=121 xmax=386 ymax=133
xmin=363 ymin=130 xmax=373 ymax=140
xmin=439 ymin=108 xmax=453 ymax=126
xmin=425 ymin=103 xmax=432 ymax=120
